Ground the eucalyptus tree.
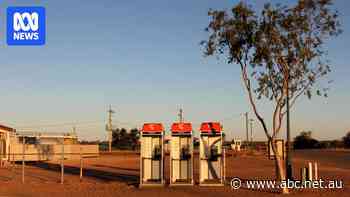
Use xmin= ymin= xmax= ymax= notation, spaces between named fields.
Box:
xmin=202 ymin=0 xmax=341 ymax=193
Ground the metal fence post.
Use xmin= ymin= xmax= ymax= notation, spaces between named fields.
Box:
xmin=314 ymin=162 xmax=318 ymax=180
xmin=80 ymin=146 xmax=83 ymax=182
xmin=8 ymin=145 xmax=11 ymax=167
xmin=12 ymin=148 xmax=15 ymax=167
xmin=22 ymin=137 xmax=25 ymax=183
xmin=301 ymin=167 xmax=307 ymax=182
xmin=61 ymin=138 xmax=64 ymax=184
xmin=11 ymin=146 xmax=15 ymax=179
xmin=308 ymin=162 xmax=313 ymax=181
xmin=223 ymin=148 xmax=226 ymax=184
xmin=0 ymin=148 xmax=2 ymax=167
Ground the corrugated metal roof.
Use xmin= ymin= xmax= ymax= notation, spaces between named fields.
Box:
xmin=16 ymin=131 xmax=77 ymax=138
xmin=0 ymin=124 xmax=15 ymax=131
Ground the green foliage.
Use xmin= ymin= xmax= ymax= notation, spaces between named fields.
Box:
xmin=293 ymin=131 xmax=319 ymax=149
xmin=343 ymin=132 xmax=350 ymax=148
xmin=317 ymin=140 xmax=342 ymax=149
xmin=112 ymin=128 xmax=140 ymax=150
xmin=202 ymin=0 xmax=341 ymax=105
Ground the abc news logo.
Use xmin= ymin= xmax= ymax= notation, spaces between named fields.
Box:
xmin=13 ymin=12 xmax=39 ymax=40
xmin=7 ymin=7 xmax=46 ymax=45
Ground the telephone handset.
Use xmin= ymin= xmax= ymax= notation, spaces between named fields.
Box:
xmin=180 ymin=145 xmax=191 ymax=160
xmin=209 ymin=145 xmax=221 ymax=161
xmin=152 ymin=145 xmax=162 ymax=160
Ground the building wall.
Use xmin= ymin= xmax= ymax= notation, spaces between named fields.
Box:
xmin=8 ymin=144 xmax=99 ymax=161
xmin=5 ymin=132 xmax=98 ymax=162
xmin=0 ymin=129 xmax=12 ymax=161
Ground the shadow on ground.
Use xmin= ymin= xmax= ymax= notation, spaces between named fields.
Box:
xmin=29 ymin=162 xmax=139 ymax=186
xmin=93 ymin=164 xmax=139 ymax=172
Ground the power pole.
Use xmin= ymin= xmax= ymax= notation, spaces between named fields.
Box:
xmin=72 ymin=126 xmax=77 ymax=144
xmin=286 ymin=75 xmax=292 ymax=180
xmin=249 ymin=119 xmax=254 ymax=147
xmin=178 ymin=108 xmax=184 ymax=123
xmin=107 ymin=105 xmax=115 ymax=152
xmin=244 ymin=112 xmax=249 ymax=146
xmin=72 ymin=126 xmax=76 ymax=135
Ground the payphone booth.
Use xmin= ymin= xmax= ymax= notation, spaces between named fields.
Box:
xmin=140 ymin=123 xmax=164 ymax=187
xmin=199 ymin=122 xmax=224 ymax=186
xmin=170 ymin=122 xmax=193 ymax=186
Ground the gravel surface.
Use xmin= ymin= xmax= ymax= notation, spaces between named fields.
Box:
xmin=0 ymin=150 xmax=348 ymax=196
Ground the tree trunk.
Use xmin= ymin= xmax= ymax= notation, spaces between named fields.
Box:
xmin=240 ymin=65 xmax=289 ymax=194
xmin=271 ymin=140 xmax=289 ymax=194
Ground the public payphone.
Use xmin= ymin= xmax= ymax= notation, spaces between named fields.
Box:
xmin=199 ymin=122 xmax=224 ymax=186
xmin=140 ymin=123 xmax=164 ymax=186
xmin=170 ymin=122 xmax=193 ymax=185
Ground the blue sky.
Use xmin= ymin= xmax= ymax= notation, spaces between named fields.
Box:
xmin=0 ymin=0 xmax=349 ymax=141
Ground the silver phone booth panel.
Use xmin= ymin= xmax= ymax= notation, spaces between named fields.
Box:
xmin=140 ymin=123 xmax=164 ymax=187
xmin=170 ymin=122 xmax=193 ymax=186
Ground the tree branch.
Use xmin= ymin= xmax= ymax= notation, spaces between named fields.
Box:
xmin=238 ymin=57 xmax=271 ymax=139
xmin=282 ymin=70 xmax=323 ymax=114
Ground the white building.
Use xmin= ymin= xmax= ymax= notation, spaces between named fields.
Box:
xmin=0 ymin=124 xmax=15 ymax=161
xmin=0 ymin=124 xmax=98 ymax=162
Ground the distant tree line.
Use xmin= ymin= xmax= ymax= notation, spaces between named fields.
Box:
xmin=293 ymin=131 xmax=350 ymax=149
xmin=80 ymin=128 xmax=140 ymax=151
xmin=111 ymin=128 xmax=139 ymax=150
xmin=80 ymin=140 xmax=101 ymax=145
xmin=83 ymin=129 xmax=350 ymax=150
xmin=343 ymin=131 xmax=350 ymax=148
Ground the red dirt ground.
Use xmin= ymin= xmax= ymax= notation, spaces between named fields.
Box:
xmin=0 ymin=149 xmax=349 ymax=196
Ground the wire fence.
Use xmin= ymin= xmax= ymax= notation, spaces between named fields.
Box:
xmin=0 ymin=150 xmax=99 ymax=184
